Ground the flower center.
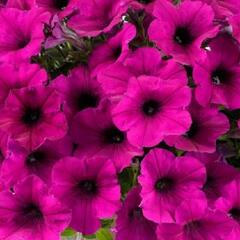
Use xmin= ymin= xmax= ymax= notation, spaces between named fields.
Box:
xmin=26 ymin=151 xmax=45 ymax=168
xmin=0 ymin=0 xmax=7 ymax=6
xmin=142 ymin=99 xmax=160 ymax=116
xmin=0 ymin=150 xmax=4 ymax=162
xmin=54 ymin=0 xmax=69 ymax=10
xmin=229 ymin=207 xmax=240 ymax=221
xmin=113 ymin=46 xmax=122 ymax=59
xmin=174 ymin=27 xmax=193 ymax=46
xmin=78 ymin=180 xmax=97 ymax=195
xmin=129 ymin=207 xmax=143 ymax=220
xmin=155 ymin=177 xmax=174 ymax=192
xmin=22 ymin=203 xmax=43 ymax=220
xmin=184 ymin=220 xmax=202 ymax=233
xmin=211 ymin=67 xmax=232 ymax=85
xmin=22 ymin=107 xmax=42 ymax=126
xmin=76 ymin=91 xmax=99 ymax=111
xmin=184 ymin=121 xmax=199 ymax=138
xmin=103 ymin=126 xmax=125 ymax=144
xmin=17 ymin=36 xmax=31 ymax=49
xmin=203 ymin=175 xmax=214 ymax=190
xmin=138 ymin=0 xmax=154 ymax=4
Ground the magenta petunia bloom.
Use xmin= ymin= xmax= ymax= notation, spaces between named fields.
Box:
xmin=165 ymin=100 xmax=230 ymax=152
xmin=138 ymin=149 xmax=206 ymax=223
xmin=52 ymin=66 xmax=103 ymax=118
xmin=0 ymin=86 xmax=68 ymax=150
xmin=148 ymin=0 xmax=218 ymax=64
xmin=70 ymin=101 xmax=143 ymax=172
xmin=193 ymin=34 xmax=240 ymax=109
xmin=89 ymin=23 xmax=136 ymax=76
xmin=0 ymin=7 xmax=50 ymax=63
xmin=0 ymin=63 xmax=47 ymax=108
xmin=1 ymin=136 xmax=72 ymax=188
xmin=67 ymin=0 xmax=129 ymax=37
xmin=52 ymin=156 xmax=121 ymax=235
xmin=188 ymin=152 xmax=239 ymax=205
xmin=0 ymin=175 xmax=71 ymax=240
xmin=116 ymin=186 xmax=157 ymax=240
xmin=215 ymin=180 xmax=240 ymax=240
xmin=1 ymin=0 xmax=240 ymax=238
xmin=112 ymin=75 xmax=191 ymax=147
xmin=98 ymin=47 xmax=187 ymax=101
xmin=157 ymin=196 xmax=233 ymax=240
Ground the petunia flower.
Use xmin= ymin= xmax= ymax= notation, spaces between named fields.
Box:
xmin=193 ymin=34 xmax=240 ymax=109
xmin=89 ymin=23 xmax=136 ymax=76
xmin=116 ymin=186 xmax=157 ymax=240
xmin=70 ymin=100 xmax=143 ymax=172
xmin=157 ymin=196 xmax=234 ymax=240
xmin=0 ymin=7 xmax=50 ymax=63
xmin=0 ymin=63 xmax=47 ymax=108
xmin=165 ymin=100 xmax=230 ymax=152
xmin=112 ymin=75 xmax=191 ymax=147
xmin=187 ymin=152 xmax=239 ymax=205
xmin=138 ymin=148 xmax=206 ymax=223
xmin=148 ymin=0 xmax=218 ymax=64
xmin=0 ymin=86 xmax=68 ymax=150
xmin=0 ymin=175 xmax=71 ymax=240
xmin=98 ymin=47 xmax=187 ymax=101
xmin=1 ymin=136 xmax=72 ymax=188
xmin=52 ymin=66 xmax=103 ymax=118
xmin=215 ymin=180 xmax=240 ymax=240
xmin=67 ymin=0 xmax=130 ymax=37
xmin=52 ymin=156 xmax=121 ymax=235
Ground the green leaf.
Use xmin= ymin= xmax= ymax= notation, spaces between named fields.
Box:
xmin=84 ymin=234 xmax=96 ymax=239
xmin=118 ymin=167 xmax=134 ymax=196
xmin=101 ymin=219 xmax=114 ymax=228
xmin=96 ymin=228 xmax=113 ymax=240
xmin=173 ymin=0 xmax=181 ymax=4
xmin=61 ymin=228 xmax=76 ymax=237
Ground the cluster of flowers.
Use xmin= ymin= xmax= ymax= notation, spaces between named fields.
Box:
xmin=0 ymin=0 xmax=240 ymax=239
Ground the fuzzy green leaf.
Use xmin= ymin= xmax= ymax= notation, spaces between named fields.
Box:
xmin=96 ymin=228 xmax=113 ymax=240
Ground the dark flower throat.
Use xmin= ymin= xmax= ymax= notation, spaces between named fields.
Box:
xmin=174 ymin=27 xmax=193 ymax=46
xmin=76 ymin=91 xmax=99 ymax=111
xmin=22 ymin=203 xmax=43 ymax=220
xmin=78 ymin=180 xmax=97 ymax=195
xmin=155 ymin=177 xmax=174 ymax=192
xmin=22 ymin=107 xmax=42 ymax=127
xmin=142 ymin=99 xmax=160 ymax=116
xmin=103 ymin=126 xmax=125 ymax=144
xmin=211 ymin=67 xmax=232 ymax=85
xmin=54 ymin=0 xmax=69 ymax=10
xmin=26 ymin=151 xmax=46 ymax=168
xmin=229 ymin=207 xmax=240 ymax=221
xmin=185 ymin=121 xmax=199 ymax=138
